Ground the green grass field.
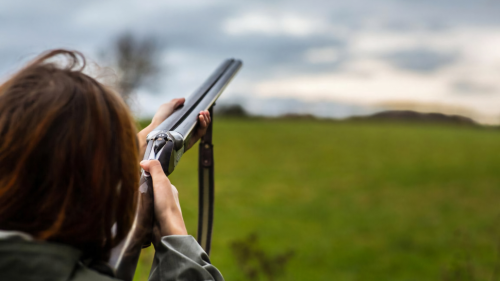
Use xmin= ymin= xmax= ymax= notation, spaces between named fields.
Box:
xmin=133 ymin=118 xmax=500 ymax=281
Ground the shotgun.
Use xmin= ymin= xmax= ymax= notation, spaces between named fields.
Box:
xmin=108 ymin=59 xmax=242 ymax=280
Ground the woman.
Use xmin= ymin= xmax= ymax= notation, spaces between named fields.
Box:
xmin=0 ymin=50 xmax=224 ymax=281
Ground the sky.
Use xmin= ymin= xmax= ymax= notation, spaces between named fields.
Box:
xmin=1 ymin=0 xmax=500 ymax=123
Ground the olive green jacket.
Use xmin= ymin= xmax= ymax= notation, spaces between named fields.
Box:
xmin=0 ymin=232 xmax=224 ymax=281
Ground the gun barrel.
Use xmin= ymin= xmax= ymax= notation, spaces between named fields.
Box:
xmin=174 ymin=60 xmax=242 ymax=138
xmin=154 ymin=59 xmax=242 ymax=138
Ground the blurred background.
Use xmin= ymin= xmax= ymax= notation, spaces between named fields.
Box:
xmin=2 ymin=0 xmax=500 ymax=280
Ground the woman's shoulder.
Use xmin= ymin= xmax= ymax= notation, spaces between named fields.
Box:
xmin=0 ymin=234 xmax=119 ymax=281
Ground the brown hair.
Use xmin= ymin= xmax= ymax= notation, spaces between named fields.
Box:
xmin=0 ymin=50 xmax=139 ymax=260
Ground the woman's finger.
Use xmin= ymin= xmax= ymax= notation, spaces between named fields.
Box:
xmin=140 ymin=160 xmax=170 ymax=186
xmin=199 ymin=112 xmax=207 ymax=128
xmin=202 ymin=112 xmax=208 ymax=124
xmin=205 ymin=110 xmax=211 ymax=123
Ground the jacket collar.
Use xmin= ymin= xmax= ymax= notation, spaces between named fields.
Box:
xmin=0 ymin=229 xmax=33 ymax=241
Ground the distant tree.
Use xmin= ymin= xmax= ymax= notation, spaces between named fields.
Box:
xmin=215 ymin=104 xmax=248 ymax=117
xmin=101 ymin=32 xmax=162 ymax=104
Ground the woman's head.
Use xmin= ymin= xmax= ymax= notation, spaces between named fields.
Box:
xmin=0 ymin=50 xmax=139 ymax=259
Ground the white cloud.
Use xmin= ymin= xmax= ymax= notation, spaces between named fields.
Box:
xmin=348 ymin=26 xmax=500 ymax=63
xmin=222 ymin=13 xmax=328 ymax=37
xmin=254 ymin=53 xmax=500 ymax=124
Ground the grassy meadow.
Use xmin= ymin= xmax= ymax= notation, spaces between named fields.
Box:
xmin=133 ymin=118 xmax=500 ymax=281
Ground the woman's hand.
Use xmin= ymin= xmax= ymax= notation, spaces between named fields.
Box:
xmin=137 ymin=98 xmax=211 ymax=158
xmin=151 ymin=98 xmax=186 ymax=128
xmin=185 ymin=109 xmax=211 ymax=151
xmin=140 ymin=159 xmax=187 ymax=237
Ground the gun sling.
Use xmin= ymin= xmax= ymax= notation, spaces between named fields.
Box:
xmin=197 ymin=107 xmax=215 ymax=255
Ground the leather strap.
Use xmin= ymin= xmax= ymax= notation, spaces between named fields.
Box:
xmin=197 ymin=107 xmax=215 ymax=255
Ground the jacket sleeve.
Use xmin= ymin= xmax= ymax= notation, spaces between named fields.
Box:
xmin=148 ymin=235 xmax=224 ymax=281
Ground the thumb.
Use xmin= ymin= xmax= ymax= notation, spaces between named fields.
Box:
xmin=140 ymin=160 xmax=170 ymax=184
xmin=172 ymin=97 xmax=185 ymax=109
xmin=165 ymin=98 xmax=185 ymax=113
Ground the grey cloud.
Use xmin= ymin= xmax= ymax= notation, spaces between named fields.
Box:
xmin=384 ymin=49 xmax=457 ymax=72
